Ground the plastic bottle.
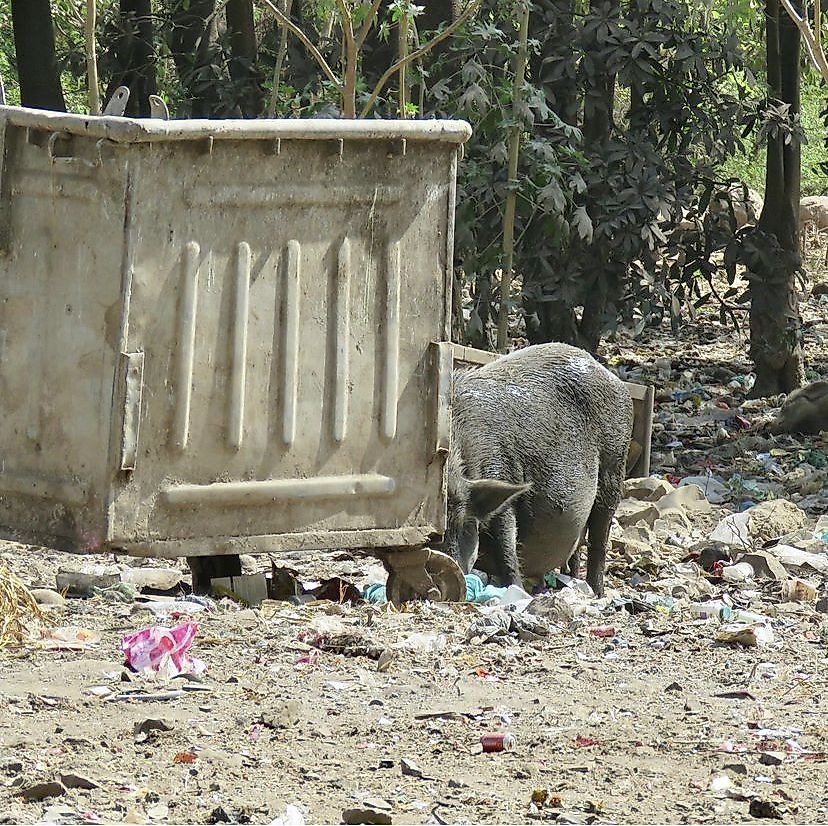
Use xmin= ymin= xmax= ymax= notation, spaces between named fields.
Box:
xmin=688 ymin=599 xmax=732 ymax=620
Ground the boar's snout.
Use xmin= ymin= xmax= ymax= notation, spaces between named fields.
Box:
xmin=443 ymin=478 xmax=531 ymax=574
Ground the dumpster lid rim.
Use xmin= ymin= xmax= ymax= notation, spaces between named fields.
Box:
xmin=0 ymin=106 xmax=471 ymax=145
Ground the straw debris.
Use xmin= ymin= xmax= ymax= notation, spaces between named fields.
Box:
xmin=0 ymin=562 xmax=45 ymax=651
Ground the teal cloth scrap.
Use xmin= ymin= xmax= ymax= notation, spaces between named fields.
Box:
xmin=363 ymin=574 xmax=506 ymax=604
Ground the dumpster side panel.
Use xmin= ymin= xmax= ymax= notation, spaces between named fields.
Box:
xmin=0 ymin=123 xmax=124 ymax=550
xmin=109 ymin=138 xmax=453 ymax=549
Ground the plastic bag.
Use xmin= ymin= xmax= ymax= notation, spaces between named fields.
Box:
xmin=120 ymin=622 xmax=206 ymax=677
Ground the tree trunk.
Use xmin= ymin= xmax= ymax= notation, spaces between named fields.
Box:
xmin=524 ymin=298 xmax=580 ymax=345
xmin=105 ymin=0 xmax=156 ymax=116
xmin=581 ymin=0 xmax=618 ymax=146
xmin=575 ymin=0 xmax=620 ymax=353
xmin=749 ymin=0 xmax=804 ymax=396
xmin=531 ymin=0 xmax=578 ymax=124
xmin=226 ymin=0 xmax=264 ymax=116
xmin=168 ymin=0 xmax=223 ymax=117
xmin=10 ymin=0 xmax=66 ymax=111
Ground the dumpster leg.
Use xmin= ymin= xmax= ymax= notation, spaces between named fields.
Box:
xmin=380 ymin=547 xmax=466 ymax=604
xmin=188 ymin=555 xmax=242 ymax=593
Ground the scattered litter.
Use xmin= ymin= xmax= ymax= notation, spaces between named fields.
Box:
xmin=173 ymin=751 xmax=196 ymax=763
xmin=395 ymin=632 xmax=447 ymax=652
xmin=781 ymin=578 xmax=818 ymax=602
xmin=269 ymin=804 xmax=306 ymax=826
xmin=716 ymin=622 xmax=775 ymax=647
xmin=40 ymin=626 xmax=101 ymax=651
xmin=111 ymin=689 xmax=186 ymax=702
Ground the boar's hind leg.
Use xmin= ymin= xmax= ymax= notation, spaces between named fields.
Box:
xmin=585 ymin=505 xmax=612 ymax=597
xmin=565 ymin=528 xmax=587 ymax=578
xmin=487 ymin=508 xmax=522 ymax=587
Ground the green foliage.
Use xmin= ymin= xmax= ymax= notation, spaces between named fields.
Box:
xmin=425 ymin=0 xmax=755 ymax=348
xmin=722 ymin=71 xmax=828 ymax=194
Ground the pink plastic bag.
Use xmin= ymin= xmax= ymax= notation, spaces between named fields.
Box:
xmin=120 ymin=623 xmax=206 ymax=677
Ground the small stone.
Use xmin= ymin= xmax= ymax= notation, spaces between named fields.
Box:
xmin=146 ymin=803 xmax=170 ymax=820
xmin=361 ymin=798 xmax=392 ymax=812
xmin=342 ymin=808 xmax=393 ymax=825
xmin=400 ymin=758 xmax=423 ymax=778
xmin=29 ymin=588 xmax=66 ymax=606
xmin=377 ymin=649 xmax=395 ymax=673
xmin=759 ymin=752 xmax=784 ymax=766
xmin=749 ymin=799 xmax=783 ymax=819
xmin=59 ymin=772 xmax=99 ymax=790
xmin=19 ymin=781 xmax=66 ymax=801
xmin=133 ymin=718 xmax=174 ymax=743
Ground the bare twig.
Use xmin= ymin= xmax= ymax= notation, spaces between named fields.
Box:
xmin=86 ymin=0 xmax=100 ymax=114
xmin=267 ymin=0 xmax=295 ymax=116
xmin=258 ymin=0 xmax=342 ymax=89
xmin=359 ymin=0 xmax=483 ymax=117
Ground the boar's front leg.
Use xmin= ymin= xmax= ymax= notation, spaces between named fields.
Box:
xmin=487 ymin=507 xmax=523 ymax=588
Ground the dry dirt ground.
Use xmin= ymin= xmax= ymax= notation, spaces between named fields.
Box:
xmin=1 ymin=254 xmax=827 ymax=826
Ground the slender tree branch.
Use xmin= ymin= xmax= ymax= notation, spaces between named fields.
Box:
xmin=398 ymin=13 xmax=409 ymax=117
xmin=778 ymin=0 xmax=828 ymax=82
xmin=334 ymin=0 xmax=358 ymax=116
xmin=267 ymin=0 xmax=294 ymax=115
xmin=258 ymin=0 xmax=343 ymax=89
xmin=355 ymin=0 xmax=385 ymax=49
xmin=86 ymin=0 xmax=100 ymax=114
xmin=335 ymin=0 xmax=355 ymax=49
xmin=498 ymin=1 xmax=530 ymax=352
xmin=359 ymin=0 xmax=483 ymax=117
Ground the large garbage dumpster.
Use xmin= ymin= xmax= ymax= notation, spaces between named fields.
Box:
xmin=0 ymin=106 xmax=470 ymax=590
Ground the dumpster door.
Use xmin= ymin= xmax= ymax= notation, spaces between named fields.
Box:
xmin=108 ymin=136 xmax=456 ymax=557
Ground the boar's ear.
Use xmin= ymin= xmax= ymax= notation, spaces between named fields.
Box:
xmin=467 ymin=479 xmax=531 ymax=521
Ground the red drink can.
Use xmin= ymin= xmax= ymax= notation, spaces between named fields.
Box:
xmin=481 ymin=733 xmax=516 ymax=752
